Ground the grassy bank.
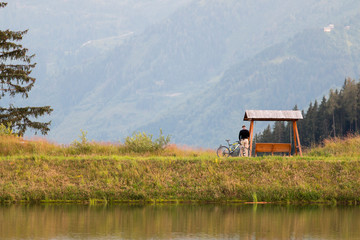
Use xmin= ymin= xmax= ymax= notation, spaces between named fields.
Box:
xmin=1 ymin=135 xmax=360 ymax=203
xmin=1 ymin=156 xmax=360 ymax=203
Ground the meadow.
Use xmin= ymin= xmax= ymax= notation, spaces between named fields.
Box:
xmin=1 ymin=129 xmax=360 ymax=204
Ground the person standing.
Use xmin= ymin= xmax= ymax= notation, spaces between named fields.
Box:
xmin=239 ymin=125 xmax=250 ymax=156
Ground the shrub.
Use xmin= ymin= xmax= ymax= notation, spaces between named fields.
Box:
xmin=69 ymin=130 xmax=92 ymax=154
xmin=124 ymin=129 xmax=170 ymax=153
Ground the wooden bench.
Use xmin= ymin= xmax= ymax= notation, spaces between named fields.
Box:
xmin=255 ymin=143 xmax=292 ymax=156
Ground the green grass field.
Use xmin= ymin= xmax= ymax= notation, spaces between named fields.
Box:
xmin=1 ymin=134 xmax=360 ymax=204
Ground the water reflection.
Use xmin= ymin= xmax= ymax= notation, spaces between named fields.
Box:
xmin=0 ymin=204 xmax=359 ymax=239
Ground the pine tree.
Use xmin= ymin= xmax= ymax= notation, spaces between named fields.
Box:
xmin=257 ymin=124 xmax=272 ymax=143
xmin=341 ymin=78 xmax=358 ymax=132
xmin=317 ymin=96 xmax=330 ymax=141
xmin=0 ymin=2 xmax=52 ymax=135
xmin=327 ymin=89 xmax=340 ymax=138
xmin=302 ymin=102 xmax=314 ymax=146
xmin=273 ymin=121 xmax=286 ymax=143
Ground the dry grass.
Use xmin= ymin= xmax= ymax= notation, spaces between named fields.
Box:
xmin=162 ymin=144 xmax=216 ymax=157
xmin=0 ymin=136 xmax=215 ymax=157
xmin=1 ymin=156 xmax=360 ymax=203
xmin=306 ymin=134 xmax=360 ymax=157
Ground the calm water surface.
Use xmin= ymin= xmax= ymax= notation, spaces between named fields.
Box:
xmin=0 ymin=204 xmax=360 ymax=239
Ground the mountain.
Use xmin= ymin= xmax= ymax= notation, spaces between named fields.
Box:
xmin=144 ymin=22 xmax=360 ymax=147
xmin=2 ymin=0 xmax=360 ymax=147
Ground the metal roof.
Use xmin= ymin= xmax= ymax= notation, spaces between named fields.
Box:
xmin=243 ymin=110 xmax=303 ymax=121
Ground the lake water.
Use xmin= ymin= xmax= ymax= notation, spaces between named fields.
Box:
xmin=1 ymin=204 xmax=359 ymax=239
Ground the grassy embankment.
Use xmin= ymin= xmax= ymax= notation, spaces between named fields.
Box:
xmin=1 ymin=134 xmax=360 ymax=204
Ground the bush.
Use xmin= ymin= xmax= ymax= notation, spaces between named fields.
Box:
xmin=124 ymin=129 xmax=170 ymax=153
xmin=70 ymin=130 xmax=92 ymax=154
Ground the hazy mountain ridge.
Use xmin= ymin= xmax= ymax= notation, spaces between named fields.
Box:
xmin=49 ymin=0 xmax=360 ymax=145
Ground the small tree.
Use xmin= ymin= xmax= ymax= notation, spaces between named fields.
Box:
xmin=0 ymin=2 xmax=52 ymax=135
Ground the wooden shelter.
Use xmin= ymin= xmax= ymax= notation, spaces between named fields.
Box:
xmin=243 ymin=110 xmax=303 ymax=156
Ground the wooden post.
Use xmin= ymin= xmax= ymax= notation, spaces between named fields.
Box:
xmin=294 ymin=121 xmax=302 ymax=156
xmin=249 ymin=120 xmax=254 ymax=157
xmin=292 ymin=121 xmax=298 ymax=155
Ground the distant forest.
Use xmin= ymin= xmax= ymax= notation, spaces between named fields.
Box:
xmin=256 ymin=78 xmax=360 ymax=147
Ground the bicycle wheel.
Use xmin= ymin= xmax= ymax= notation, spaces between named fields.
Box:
xmin=216 ymin=146 xmax=230 ymax=158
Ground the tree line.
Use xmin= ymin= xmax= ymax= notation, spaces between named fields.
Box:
xmin=256 ymin=78 xmax=360 ymax=147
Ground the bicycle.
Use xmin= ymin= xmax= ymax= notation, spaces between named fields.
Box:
xmin=216 ymin=139 xmax=241 ymax=158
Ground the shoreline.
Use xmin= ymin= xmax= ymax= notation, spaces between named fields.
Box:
xmin=1 ymin=199 xmax=359 ymax=206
